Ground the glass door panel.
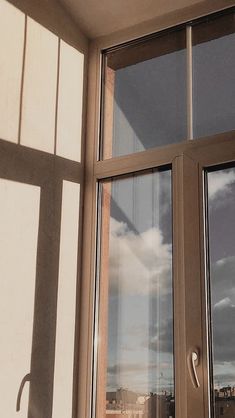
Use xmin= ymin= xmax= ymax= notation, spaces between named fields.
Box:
xmin=95 ymin=168 xmax=174 ymax=418
xmin=206 ymin=166 xmax=235 ymax=417
xmin=0 ymin=179 xmax=40 ymax=417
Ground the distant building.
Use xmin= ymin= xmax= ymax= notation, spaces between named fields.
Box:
xmin=143 ymin=393 xmax=175 ymax=418
xmin=214 ymin=387 xmax=235 ymax=418
xmin=106 ymin=389 xmax=144 ymax=418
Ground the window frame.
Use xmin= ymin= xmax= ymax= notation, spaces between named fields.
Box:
xmin=79 ymin=3 xmax=235 ymax=418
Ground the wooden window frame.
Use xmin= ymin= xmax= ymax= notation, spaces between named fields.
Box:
xmin=78 ymin=2 xmax=235 ymax=418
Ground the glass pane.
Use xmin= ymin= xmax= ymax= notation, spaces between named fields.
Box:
xmin=207 ymin=166 xmax=235 ymax=416
xmin=96 ymin=169 xmax=174 ymax=418
xmin=193 ymin=13 xmax=235 ymax=138
xmin=0 ymin=179 xmax=40 ymax=417
xmin=0 ymin=0 xmax=25 ymax=143
xmin=102 ymin=30 xmax=186 ymax=159
xmin=21 ymin=18 xmax=58 ymax=153
xmin=56 ymin=41 xmax=84 ymax=162
xmin=52 ymin=181 xmax=80 ymax=418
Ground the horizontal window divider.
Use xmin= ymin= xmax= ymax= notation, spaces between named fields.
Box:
xmin=183 ymin=131 xmax=235 ymax=167
xmin=95 ymin=145 xmax=184 ymax=179
xmin=95 ymin=131 xmax=235 ymax=179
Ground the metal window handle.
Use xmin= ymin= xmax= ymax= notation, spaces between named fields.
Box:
xmin=188 ymin=350 xmax=200 ymax=388
xmin=16 ymin=373 xmax=31 ymax=412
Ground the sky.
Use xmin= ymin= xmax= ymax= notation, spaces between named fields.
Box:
xmin=106 ymin=169 xmax=173 ymax=395
xmin=111 ymin=31 xmax=235 ymax=159
xmin=208 ymin=167 xmax=235 ymax=389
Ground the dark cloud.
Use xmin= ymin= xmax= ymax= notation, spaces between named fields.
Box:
xmin=145 ymin=317 xmax=173 ymax=355
xmin=211 ymin=256 xmax=235 ymax=306
xmin=214 ymin=373 xmax=235 ymax=383
xmin=210 ymin=257 xmax=235 ymax=363
xmin=212 ymin=305 xmax=235 ymax=362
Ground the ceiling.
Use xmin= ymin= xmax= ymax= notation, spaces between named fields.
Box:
xmin=60 ymin=0 xmax=203 ymax=39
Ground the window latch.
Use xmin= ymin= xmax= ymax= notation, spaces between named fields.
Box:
xmin=188 ymin=349 xmax=200 ymax=388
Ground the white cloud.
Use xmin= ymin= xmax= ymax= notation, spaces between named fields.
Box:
xmin=214 ymin=297 xmax=235 ymax=310
xmin=208 ymin=169 xmax=235 ymax=201
xmin=216 ymin=258 xmax=226 ymax=267
xmin=109 ymin=218 xmax=172 ymax=296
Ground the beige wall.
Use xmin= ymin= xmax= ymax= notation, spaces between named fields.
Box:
xmin=7 ymin=0 xmax=88 ymax=52
xmin=0 ymin=0 xmax=87 ymax=162
xmin=0 ymin=1 xmax=87 ymax=417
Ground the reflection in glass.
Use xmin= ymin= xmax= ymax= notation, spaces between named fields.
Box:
xmin=0 ymin=180 xmax=40 ymax=417
xmin=193 ymin=13 xmax=235 ymax=138
xmin=96 ymin=169 xmax=174 ymax=418
xmin=102 ymin=30 xmax=186 ymax=158
xmin=207 ymin=166 xmax=235 ymax=418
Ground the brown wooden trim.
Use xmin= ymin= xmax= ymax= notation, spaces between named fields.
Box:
xmin=95 ymin=182 xmax=111 ymax=418
xmin=184 ymin=133 xmax=235 ymax=167
xmin=192 ymin=10 xmax=235 ymax=46
xmin=198 ymin=161 xmax=210 ymax=418
xmin=94 ymin=52 xmax=114 ymax=418
xmin=95 ymin=131 xmax=235 ymax=179
xmin=102 ymin=65 xmax=115 ymax=159
xmin=173 ymin=154 xmax=207 ymax=418
xmin=95 ymin=142 xmax=185 ymax=178
xmin=72 ymin=177 xmax=86 ymax=418
xmin=77 ymin=43 xmax=100 ymax=418
xmin=182 ymin=154 xmax=205 ymax=418
xmin=106 ymin=28 xmax=186 ymax=70
xmin=172 ymin=155 xmax=187 ymax=418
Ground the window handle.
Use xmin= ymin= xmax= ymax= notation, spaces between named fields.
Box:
xmin=188 ymin=349 xmax=200 ymax=388
xmin=16 ymin=373 xmax=31 ymax=412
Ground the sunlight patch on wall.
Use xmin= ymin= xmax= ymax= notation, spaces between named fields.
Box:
xmin=52 ymin=181 xmax=80 ymax=418
xmin=56 ymin=41 xmax=84 ymax=162
xmin=20 ymin=18 xmax=58 ymax=153
xmin=0 ymin=179 xmax=40 ymax=417
xmin=0 ymin=0 xmax=25 ymax=143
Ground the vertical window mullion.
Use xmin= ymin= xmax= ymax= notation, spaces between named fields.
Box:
xmin=186 ymin=25 xmax=193 ymax=140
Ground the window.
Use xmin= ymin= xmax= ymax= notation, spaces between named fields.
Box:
xmin=80 ymin=7 xmax=235 ymax=418
xmin=101 ymin=10 xmax=235 ymax=160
